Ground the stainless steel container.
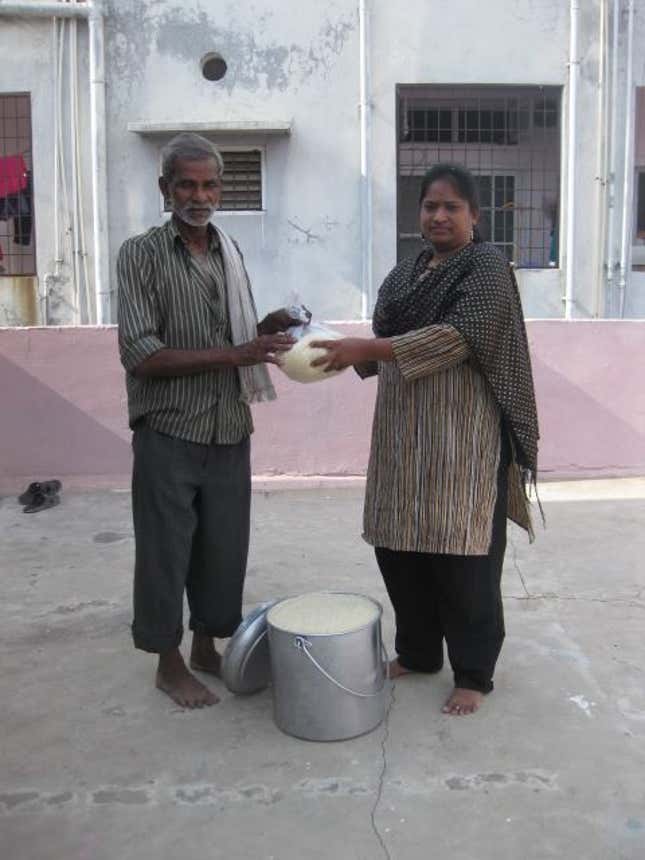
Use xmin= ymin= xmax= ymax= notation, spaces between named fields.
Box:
xmin=267 ymin=592 xmax=389 ymax=741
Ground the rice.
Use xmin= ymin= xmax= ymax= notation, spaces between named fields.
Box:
xmin=278 ymin=331 xmax=345 ymax=383
xmin=267 ymin=592 xmax=379 ymax=635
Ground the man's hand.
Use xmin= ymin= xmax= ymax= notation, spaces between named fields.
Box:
xmin=309 ymin=337 xmax=393 ymax=372
xmin=257 ymin=306 xmax=311 ymax=335
xmin=231 ymin=333 xmax=295 ymax=367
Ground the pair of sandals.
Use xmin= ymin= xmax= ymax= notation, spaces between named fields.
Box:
xmin=18 ymin=480 xmax=62 ymax=514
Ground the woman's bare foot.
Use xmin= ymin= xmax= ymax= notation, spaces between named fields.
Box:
xmin=156 ymin=648 xmax=219 ymax=708
xmin=388 ymin=658 xmax=414 ymax=679
xmin=442 ymin=687 xmax=483 ymax=716
xmin=189 ymin=633 xmax=222 ymax=677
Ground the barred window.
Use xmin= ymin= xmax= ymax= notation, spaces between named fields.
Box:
xmin=0 ymin=93 xmax=35 ymax=277
xmin=397 ymin=85 xmax=562 ymax=269
xmin=219 ymin=149 xmax=263 ymax=211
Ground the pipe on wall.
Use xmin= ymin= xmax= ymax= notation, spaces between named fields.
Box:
xmin=89 ymin=0 xmax=110 ymax=324
xmin=593 ymin=0 xmax=609 ymax=318
xmin=618 ymin=0 xmax=636 ymax=318
xmin=605 ymin=0 xmax=621 ymax=314
xmin=564 ymin=0 xmax=580 ymax=319
xmin=358 ymin=0 xmax=373 ymax=321
xmin=0 ymin=1 xmax=89 ymax=16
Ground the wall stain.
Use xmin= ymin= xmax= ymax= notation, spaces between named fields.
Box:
xmin=105 ymin=0 xmax=155 ymax=100
xmin=114 ymin=4 xmax=358 ymax=94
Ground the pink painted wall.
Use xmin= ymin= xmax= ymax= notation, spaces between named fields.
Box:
xmin=0 ymin=321 xmax=644 ymax=492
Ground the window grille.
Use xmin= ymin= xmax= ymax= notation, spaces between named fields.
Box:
xmin=0 ymin=93 xmax=35 ymax=277
xmin=397 ymin=85 xmax=561 ymax=269
xmin=219 ymin=149 xmax=263 ymax=211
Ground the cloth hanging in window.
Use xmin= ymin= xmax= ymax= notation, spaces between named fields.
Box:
xmin=0 ymin=168 xmax=32 ymax=245
xmin=0 ymin=155 xmax=28 ymax=198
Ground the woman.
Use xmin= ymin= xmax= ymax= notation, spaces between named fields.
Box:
xmin=312 ymin=164 xmax=539 ymax=716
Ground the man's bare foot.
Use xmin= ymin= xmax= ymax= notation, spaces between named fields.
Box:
xmin=388 ymin=658 xmax=414 ymax=679
xmin=442 ymin=687 xmax=483 ymax=716
xmin=189 ymin=633 xmax=222 ymax=677
xmin=156 ymin=648 xmax=219 ymax=708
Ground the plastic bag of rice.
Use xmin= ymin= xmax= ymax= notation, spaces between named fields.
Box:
xmin=277 ymin=321 xmax=347 ymax=384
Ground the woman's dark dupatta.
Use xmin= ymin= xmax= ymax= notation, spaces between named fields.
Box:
xmin=373 ymin=242 xmax=539 ymax=481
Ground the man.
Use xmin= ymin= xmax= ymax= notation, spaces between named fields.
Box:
xmin=117 ymin=133 xmax=297 ymax=708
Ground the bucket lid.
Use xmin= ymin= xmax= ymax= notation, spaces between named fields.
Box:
xmin=221 ymin=600 xmax=279 ymax=694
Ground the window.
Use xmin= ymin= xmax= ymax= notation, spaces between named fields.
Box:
xmin=457 ymin=109 xmax=522 ymax=146
xmin=219 ymin=149 xmax=263 ymax=211
xmin=397 ymin=85 xmax=561 ymax=269
xmin=163 ymin=147 xmax=263 ymax=213
xmin=475 ymin=174 xmax=516 ymax=261
xmin=0 ymin=93 xmax=35 ymax=277
xmin=405 ymin=109 xmax=453 ymax=143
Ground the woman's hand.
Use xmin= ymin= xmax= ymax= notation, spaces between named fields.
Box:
xmin=309 ymin=337 xmax=392 ymax=372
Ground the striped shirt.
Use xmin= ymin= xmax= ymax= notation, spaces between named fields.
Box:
xmin=117 ymin=218 xmax=253 ymax=445
xmin=362 ymin=324 xmax=531 ymax=555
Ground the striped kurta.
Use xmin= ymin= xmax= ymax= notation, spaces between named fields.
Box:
xmin=362 ymin=324 xmax=531 ymax=556
xmin=117 ymin=218 xmax=253 ymax=445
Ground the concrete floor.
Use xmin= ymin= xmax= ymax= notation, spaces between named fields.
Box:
xmin=2 ymin=482 xmax=645 ymax=860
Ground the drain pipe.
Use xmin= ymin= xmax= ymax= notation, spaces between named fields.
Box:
xmin=605 ymin=0 xmax=621 ymax=315
xmin=592 ymin=0 xmax=609 ymax=318
xmin=358 ymin=0 xmax=373 ymax=320
xmin=564 ymin=0 xmax=580 ymax=320
xmin=0 ymin=1 xmax=89 ymax=15
xmin=89 ymin=0 xmax=110 ymax=324
xmin=0 ymin=0 xmax=110 ymax=324
xmin=618 ymin=0 xmax=636 ymax=318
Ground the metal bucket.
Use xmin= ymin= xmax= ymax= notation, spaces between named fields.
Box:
xmin=267 ymin=592 xmax=389 ymax=741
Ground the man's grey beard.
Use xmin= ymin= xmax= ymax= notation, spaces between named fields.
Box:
xmin=172 ymin=202 xmax=216 ymax=227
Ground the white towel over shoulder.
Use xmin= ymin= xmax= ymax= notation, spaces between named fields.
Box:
xmin=215 ymin=226 xmax=277 ymax=404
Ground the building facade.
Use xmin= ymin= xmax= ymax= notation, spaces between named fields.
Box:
xmin=0 ymin=0 xmax=644 ymax=326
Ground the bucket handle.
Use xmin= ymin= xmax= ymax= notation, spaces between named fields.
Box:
xmin=293 ymin=636 xmax=390 ymax=698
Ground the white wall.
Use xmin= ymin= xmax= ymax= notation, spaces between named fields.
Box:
xmin=2 ymin=0 xmax=644 ymax=323
xmin=105 ymin=0 xmax=363 ymax=321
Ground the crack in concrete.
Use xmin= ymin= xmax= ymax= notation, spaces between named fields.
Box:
xmin=509 ymin=532 xmax=531 ymax=598
xmin=287 ymin=219 xmax=322 ymax=243
xmin=369 ymin=680 xmax=395 ymax=860
xmin=506 ymin=536 xmax=643 ymax=609
xmin=506 ymin=593 xmax=645 ymax=610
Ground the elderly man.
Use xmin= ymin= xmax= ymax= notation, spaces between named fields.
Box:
xmin=117 ymin=133 xmax=296 ymax=708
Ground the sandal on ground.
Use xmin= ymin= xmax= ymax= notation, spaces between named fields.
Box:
xmin=23 ymin=491 xmax=61 ymax=514
xmin=18 ymin=480 xmax=62 ymax=505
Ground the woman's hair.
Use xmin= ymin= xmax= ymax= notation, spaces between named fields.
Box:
xmin=161 ymin=133 xmax=224 ymax=184
xmin=418 ymin=163 xmax=483 ymax=242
